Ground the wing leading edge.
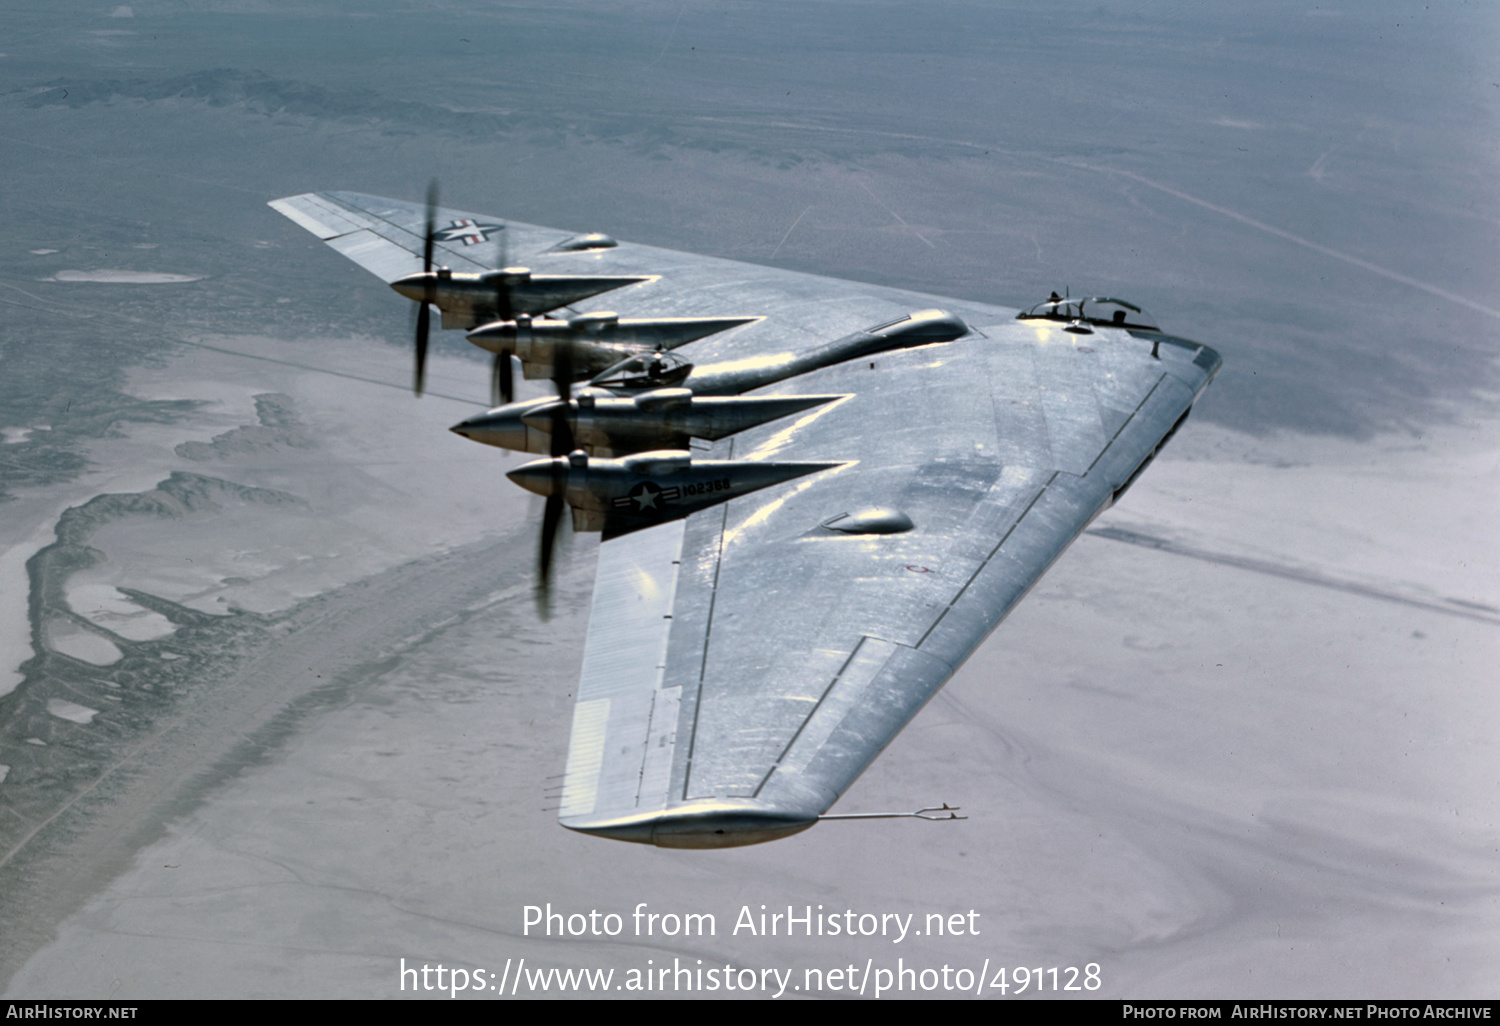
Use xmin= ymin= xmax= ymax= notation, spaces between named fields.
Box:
xmin=268 ymin=191 xmax=1220 ymax=848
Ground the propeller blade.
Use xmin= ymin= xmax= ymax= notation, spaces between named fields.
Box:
xmin=498 ymin=204 xmax=508 ymax=271
xmin=413 ymin=179 xmax=439 ymax=396
xmin=492 ymin=352 xmax=514 ymax=406
xmin=537 ymin=490 xmax=565 ymax=617
xmin=422 ymin=179 xmax=437 ymax=273
xmin=495 ymin=272 xmax=513 ymax=323
xmin=549 ymin=406 xmax=574 ymax=457
xmin=548 ymin=340 xmax=576 ymax=456
xmin=415 ymin=301 xmax=430 ymax=395
xmin=554 ymin=338 xmax=574 ymax=402
xmin=491 ymin=206 xmax=513 ymax=323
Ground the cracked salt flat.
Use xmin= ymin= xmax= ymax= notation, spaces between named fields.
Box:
xmin=65 ymin=585 xmax=176 ymax=643
xmin=0 ymin=522 xmax=64 ymax=698
xmin=45 ymin=700 xmax=99 ymax=726
xmin=46 ymin=271 xmax=205 ymax=284
xmin=42 ymin=620 xmax=122 ymax=667
xmin=0 ymin=335 xmax=521 ymax=696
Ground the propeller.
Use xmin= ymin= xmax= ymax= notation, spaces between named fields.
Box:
xmin=412 ymin=179 xmax=439 ymax=396
xmin=548 ymin=341 xmax=576 ymax=456
xmin=536 ymin=338 xmax=578 ymax=616
xmin=489 ymin=208 xmax=516 ymax=405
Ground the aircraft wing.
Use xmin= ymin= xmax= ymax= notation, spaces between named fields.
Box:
xmin=273 ymin=191 xmax=532 ymax=282
xmin=270 ymin=191 xmax=1220 ymax=848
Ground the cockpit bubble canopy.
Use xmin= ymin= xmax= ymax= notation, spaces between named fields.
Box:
xmin=590 ymin=350 xmax=694 ymax=391
xmin=1017 ymin=296 xmax=1159 ymax=331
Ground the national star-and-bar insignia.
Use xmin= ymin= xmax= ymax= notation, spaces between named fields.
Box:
xmin=612 ymin=482 xmax=681 ymax=512
xmin=436 ymin=219 xmax=504 ymax=246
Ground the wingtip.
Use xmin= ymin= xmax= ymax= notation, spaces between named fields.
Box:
xmin=562 ymin=807 xmax=819 ymax=848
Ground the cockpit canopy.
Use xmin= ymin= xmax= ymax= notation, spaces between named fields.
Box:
xmin=1017 ymin=296 xmax=1159 ymax=331
xmin=590 ymin=350 xmax=694 ymax=391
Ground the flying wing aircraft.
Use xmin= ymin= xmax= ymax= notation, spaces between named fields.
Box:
xmin=269 ymin=190 xmax=1221 ymax=848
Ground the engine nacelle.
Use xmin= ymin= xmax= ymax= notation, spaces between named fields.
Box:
xmin=390 ymin=268 xmax=651 ymax=330
xmin=453 ymin=393 xmax=841 ymax=458
xmin=505 ymin=450 xmax=844 ymax=532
